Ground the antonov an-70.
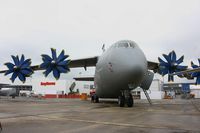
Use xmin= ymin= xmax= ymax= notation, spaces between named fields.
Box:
xmin=0 ymin=40 xmax=199 ymax=107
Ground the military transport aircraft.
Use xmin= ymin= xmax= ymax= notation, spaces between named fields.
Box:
xmin=0 ymin=40 xmax=199 ymax=107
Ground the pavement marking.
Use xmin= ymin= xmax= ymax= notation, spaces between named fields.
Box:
xmin=38 ymin=115 xmax=192 ymax=132
xmin=190 ymin=99 xmax=200 ymax=112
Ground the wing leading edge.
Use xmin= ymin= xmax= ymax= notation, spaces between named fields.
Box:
xmin=31 ymin=56 xmax=98 ymax=71
xmin=34 ymin=56 xmax=98 ymax=70
xmin=0 ymin=56 xmax=98 ymax=74
xmin=170 ymin=67 xmax=200 ymax=76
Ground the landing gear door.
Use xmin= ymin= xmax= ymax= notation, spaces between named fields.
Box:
xmin=140 ymin=71 xmax=154 ymax=90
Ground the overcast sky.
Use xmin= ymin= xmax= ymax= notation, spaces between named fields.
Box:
xmin=0 ymin=0 xmax=200 ymax=84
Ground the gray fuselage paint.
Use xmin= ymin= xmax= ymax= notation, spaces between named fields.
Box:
xmin=94 ymin=40 xmax=148 ymax=98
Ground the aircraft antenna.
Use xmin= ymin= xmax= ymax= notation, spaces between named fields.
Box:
xmin=102 ymin=44 xmax=105 ymax=52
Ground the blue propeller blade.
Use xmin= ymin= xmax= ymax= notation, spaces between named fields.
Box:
xmin=158 ymin=51 xmax=187 ymax=82
xmin=11 ymin=72 xmax=18 ymax=83
xmin=53 ymin=68 xmax=60 ymax=79
xmin=57 ymin=50 xmax=65 ymax=63
xmin=191 ymin=72 xmax=199 ymax=77
xmin=158 ymin=57 xmax=169 ymax=67
xmin=57 ymin=66 xmax=68 ymax=73
xmin=5 ymin=55 xmax=33 ymax=83
xmin=163 ymin=54 xmax=171 ymax=63
xmin=5 ymin=69 xmax=14 ymax=76
xmin=58 ymin=60 xmax=68 ymax=66
xmin=190 ymin=60 xmax=200 ymax=85
xmin=20 ymin=54 xmax=25 ymax=65
xmin=21 ymin=69 xmax=33 ymax=75
xmin=40 ymin=62 xmax=50 ymax=68
xmin=160 ymin=68 xmax=168 ymax=76
xmin=191 ymin=62 xmax=199 ymax=68
xmin=176 ymin=56 xmax=184 ymax=65
xmin=196 ymin=77 xmax=200 ymax=85
xmin=171 ymin=51 xmax=176 ymax=62
xmin=11 ymin=55 xmax=20 ymax=67
xmin=4 ymin=63 xmax=14 ymax=70
xmin=51 ymin=48 xmax=57 ymax=61
xmin=40 ymin=48 xmax=70 ymax=79
xmin=42 ymin=54 xmax=52 ymax=62
xmin=21 ymin=59 xmax=31 ymax=68
xmin=44 ymin=66 xmax=53 ymax=77
xmin=18 ymin=73 xmax=26 ymax=82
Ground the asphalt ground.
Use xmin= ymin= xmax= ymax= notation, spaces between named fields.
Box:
xmin=0 ymin=97 xmax=200 ymax=133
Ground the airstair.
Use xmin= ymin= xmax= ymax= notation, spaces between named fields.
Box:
xmin=142 ymin=89 xmax=152 ymax=105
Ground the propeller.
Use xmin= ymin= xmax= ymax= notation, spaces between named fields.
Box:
xmin=191 ymin=59 xmax=200 ymax=85
xmin=4 ymin=55 xmax=33 ymax=83
xmin=40 ymin=48 xmax=70 ymax=80
xmin=158 ymin=51 xmax=187 ymax=82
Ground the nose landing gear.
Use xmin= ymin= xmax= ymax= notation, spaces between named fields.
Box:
xmin=118 ymin=90 xmax=133 ymax=107
xmin=118 ymin=95 xmax=125 ymax=107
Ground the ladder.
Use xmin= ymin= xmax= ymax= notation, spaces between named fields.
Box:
xmin=143 ymin=89 xmax=152 ymax=105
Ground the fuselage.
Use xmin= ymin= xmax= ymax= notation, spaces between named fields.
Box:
xmin=94 ymin=40 xmax=148 ymax=98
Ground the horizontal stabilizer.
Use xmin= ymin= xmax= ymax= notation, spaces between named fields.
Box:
xmin=147 ymin=61 xmax=159 ymax=72
xmin=74 ymin=77 xmax=94 ymax=81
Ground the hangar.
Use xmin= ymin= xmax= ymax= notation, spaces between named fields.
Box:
xmin=1 ymin=78 xmax=200 ymax=99
xmin=29 ymin=77 xmax=93 ymax=97
xmin=0 ymin=83 xmax=32 ymax=97
xmin=131 ymin=80 xmax=200 ymax=100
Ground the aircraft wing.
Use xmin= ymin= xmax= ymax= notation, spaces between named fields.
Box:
xmin=147 ymin=60 xmax=195 ymax=79
xmin=0 ymin=56 xmax=99 ymax=74
xmin=147 ymin=61 xmax=159 ymax=72
xmin=31 ymin=56 xmax=98 ymax=71
xmin=68 ymin=56 xmax=98 ymax=69
xmin=170 ymin=67 xmax=200 ymax=76
xmin=74 ymin=77 xmax=94 ymax=81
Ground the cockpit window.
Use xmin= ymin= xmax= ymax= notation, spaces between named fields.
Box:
xmin=129 ymin=42 xmax=135 ymax=48
xmin=111 ymin=40 xmax=137 ymax=49
xmin=117 ymin=42 xmax=129 ymax=48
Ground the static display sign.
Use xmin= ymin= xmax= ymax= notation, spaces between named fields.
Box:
xmin=40 ymin=82 xmax=56 ymax=86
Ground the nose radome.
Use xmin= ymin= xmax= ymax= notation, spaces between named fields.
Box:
xmin=111 ymin=45 xmax=147 ymax=84
xmin=123 ymin=59 xmax=147 ymax=84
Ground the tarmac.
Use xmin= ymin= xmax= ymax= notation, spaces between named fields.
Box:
xmin=0 ymin=97 xmax=200 ymax=133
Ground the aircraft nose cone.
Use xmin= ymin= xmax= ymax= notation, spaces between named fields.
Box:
xmin=108 ymin=46 xmax=148 ymax=86
xmin=125 ymin=63 xmax=147 ymax=83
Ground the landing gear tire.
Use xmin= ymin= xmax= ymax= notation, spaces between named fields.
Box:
xmin=118 ymin=96 xmax=125 ymax=107
xmin=119 ymin=90 xmax=134 ymax=107
xmin=91 ymin=94 xmax=99 ymax=103
xmin=127 ymin=94 xmax=133 ymax=107
xmin=94 ymin=95 xmax=99 ymax=103
xmin=91 ymin=95 xmax=95 ymax=103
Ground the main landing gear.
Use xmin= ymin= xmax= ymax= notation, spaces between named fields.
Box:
xmin=91 ymin=94 xmax=99 ymax=103
xmin=118 ymin=90 xmax=133 ymax=107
